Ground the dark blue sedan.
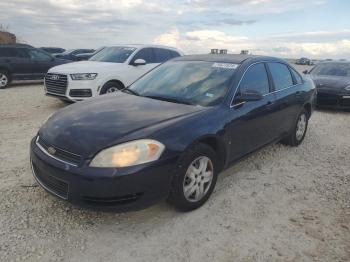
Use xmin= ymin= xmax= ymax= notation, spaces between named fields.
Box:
xmin=30 ymin=54 xmax=316 ymax=212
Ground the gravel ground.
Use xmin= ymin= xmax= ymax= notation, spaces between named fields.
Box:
xmin=0 ymin=66 xmax=349 ymax=261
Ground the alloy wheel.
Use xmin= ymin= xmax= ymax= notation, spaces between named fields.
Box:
xmin=0 ymin=73 xmax=8 ymax=88
xmin=296 ymin=114 xmax=307 ymax=141
xmin=106 ymin=87 xmax=119 ymax=93
xmin=183 ymin=156 xmax=214 ymax=202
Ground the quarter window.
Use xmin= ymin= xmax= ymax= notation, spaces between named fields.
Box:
xmin=291 ymin=68 xmax=303 ymax=84
xmin=268 ymin=63 xmax=294 ymax=90
xmin=238 ymin=63 xmax=270 ymax=95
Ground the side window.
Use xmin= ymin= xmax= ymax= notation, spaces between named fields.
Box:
xmin=153 ymin=48 xmax=171 ymax=63
xmin=131 ymin=48 xmax=155 ymax=64
xmin=28 ymin=49 xmax=52 ymax=61
xmin=268 ymin=63 xmax=294 ymax=90
xmin=291 ymin=68 xmax=303 ymax=84
xmin=169 ymin=50 xmax=181 ymax=58
xmin=238 ymin=63 xmax=270 ymax=95
xmin=0 ymin=48 xmax=17 ymax=58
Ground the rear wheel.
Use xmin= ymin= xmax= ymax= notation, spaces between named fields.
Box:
xmin=0 ymin=70 xmax=10 ymax=89
xmin=168 ymin=143 xmax=219 ymax=211
xmin=100 ymin=81 xmax=124 ymax=95
xmin=281 ymin=109 xmax=308 ymax=146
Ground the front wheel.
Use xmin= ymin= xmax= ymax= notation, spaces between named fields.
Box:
xmin=281 ymin=109 xmax=309 ymax=146
xmin=100 ymin=81 xmax=124 ymax=95
xmin=0 ymin=70 xmax=10 ymax=89
xmin=168 ymin=143 xmax=219 ymax=211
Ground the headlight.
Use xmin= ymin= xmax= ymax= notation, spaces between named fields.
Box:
xmin=345 ymin=85 xmax=350 ymax=91
xmin=70 ymin=73 xmax=97 ymax=80
xmin=90 ymin=139 xmax=165 ymax=168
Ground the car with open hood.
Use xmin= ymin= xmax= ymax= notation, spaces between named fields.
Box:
xmin=31 ymin=54 xmax=315 ymax=212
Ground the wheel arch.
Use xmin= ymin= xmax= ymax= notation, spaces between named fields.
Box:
xmin=303 ymin=102 xmax=312 ymax=119
xmin=99 ymin=79 xmax=125 ymax=94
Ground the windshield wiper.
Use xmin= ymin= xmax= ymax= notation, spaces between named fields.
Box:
xmin=143 ymin=95 xmax=193 ymax=105
xmin=121 ymin=87 xmax=140 ymax=96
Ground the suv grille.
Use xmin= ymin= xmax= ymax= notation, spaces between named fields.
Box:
xmin=45 ymin=73 xmax=68 ymax=95
xmin=31 ymin=161 xmax=69 ymax=199
xmin=36 ymin=136 xmax=82 ymax=166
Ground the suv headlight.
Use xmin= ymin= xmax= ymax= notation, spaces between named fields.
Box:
xmin=70 ymin=73 xmax=97 ymax=80
xmin=90 ymin=139 xmax=165 ymax=168
xmin=345 ymin=85 xmax=350 ymax=91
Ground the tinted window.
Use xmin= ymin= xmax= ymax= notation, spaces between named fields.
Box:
xmin=153 ymin=48 xmax=171 ymax=63
xmin=268 ymin=63 xmax=294 ymax=90
xmin=27 ymin=49 xmax=52 ymax=61
xmin=90 ymin=46 xmax=136 ymax=63
xmin=291 ymin=68 xmax=303 ymax=84
xmin=169 ymin=50 xmax=181 ymax=58
xmin=132 ymin=48 xmax=155 ymax=63
xmin=0 ymin=48 xmax=17 ymax=57
xmin=239 ymin=63 xmax=270 ymax=95
xmin=310 ymin=63 xmax=350 ymax=77
xmin=129 ymin=61 xmax=237 ymax=106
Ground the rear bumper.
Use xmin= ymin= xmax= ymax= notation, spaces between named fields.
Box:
xmin=316 ymin=92 xmax=350 ymax=110
xmin=30 ymin=137 xmax=177 ymax=212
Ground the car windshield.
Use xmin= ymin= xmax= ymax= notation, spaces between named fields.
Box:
xmin=128 ymin=61 xmax=238 ymax=106
xmin=89 ymin=46 xmax=136 ymax=63
xmin=310 ymin=63 xmax=350 ymax=77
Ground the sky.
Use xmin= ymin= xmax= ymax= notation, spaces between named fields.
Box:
xmin=1 ymin=0 xmax=350 ymax=59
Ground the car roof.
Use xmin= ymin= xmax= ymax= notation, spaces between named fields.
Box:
xmin=317 ymin=61 xmax=350 ymax=65
xmin=108 ymin=44 xmax=182 ymax=52
xmin=0 ymin=43 xmax=33 ymax=48
xmin=172 ymin=54 xmax=283 ymax=64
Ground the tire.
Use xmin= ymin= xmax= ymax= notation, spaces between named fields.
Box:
xmin=168 ymin=143 xmax=219 ymax=212
xmin=0 ymin=70 xmax=10 ymax=89
xmin=100 ymin=81 xmax=124 ymax=95
xmin=281 ymin=109 xmax=309 ymax=146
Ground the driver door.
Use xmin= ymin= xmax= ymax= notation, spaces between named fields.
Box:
xmin=127 ymin=48 xmax=159 ymax=85
xmin=228 ymin=63 xmax=277 ymax=162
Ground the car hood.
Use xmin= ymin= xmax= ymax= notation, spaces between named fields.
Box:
xmin=39 ymin=93 xmax=205 ymax=157
xmin=311 ymin=75 xmax=350 ymax=92
xmin=49 ymin=61 xmax=126 ymax=74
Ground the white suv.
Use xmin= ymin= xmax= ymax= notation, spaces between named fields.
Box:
xmin=44 ymin=44 xmax=183 ymax=102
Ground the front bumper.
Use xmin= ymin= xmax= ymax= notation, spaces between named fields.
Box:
xmin=316 ymin=91 xmax=350 ymax=110
xmin=30 ymin=137 xmax=177 ymax=212
xmin=44 ymin=73 xmax=101 ymax=102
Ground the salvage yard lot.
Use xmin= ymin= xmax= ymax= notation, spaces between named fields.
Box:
xmin=0 ymin=67 xmax=349 ymax=261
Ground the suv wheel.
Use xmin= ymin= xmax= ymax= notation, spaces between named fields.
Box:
xmin=168 ymin=143 xmax=218 ymax=211
xmin=0 ymin=70 xmax=10 ymax=89
xmin=100 ymin=81 xmax=123 ymax=95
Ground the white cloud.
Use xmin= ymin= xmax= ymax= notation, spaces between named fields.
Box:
xmin=154 ymin=28 xmax=350 ymax=59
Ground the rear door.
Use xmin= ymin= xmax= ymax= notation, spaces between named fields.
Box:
xmin=228 ymin=62 xmax=277 ymax=161
xmin=266 ymin=62 xmax=301 ymax=136
xmin=0 ymin=47 xmax=35 ymax=79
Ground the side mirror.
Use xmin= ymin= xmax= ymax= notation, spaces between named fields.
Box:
xmin=303 ymin=70 xmax=309 ymax=74
xmin=133 ymin=59 xmax=146 ymax=66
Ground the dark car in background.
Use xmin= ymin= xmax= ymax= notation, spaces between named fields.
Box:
xmin=307 ymin=62 xmax=350 ymax=110
xmin=40 ymin=47 xmax=65 ymax=54
xmin=53 ymin=49 xmax=95 ymax=61
xmin=296 ymin=57 xmax=314 ymax=66
xmin=30 ymin=54 xmax=315 ymax=212
xmin=75 ymin=47 xmax=105 ymax=61
xmin=0 ymin=44 xmax=70 ymax=88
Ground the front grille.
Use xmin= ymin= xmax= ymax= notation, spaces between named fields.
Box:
xmin=69 ymin=89 xmax=92 ymax=97
xmin=37 ymin=136 xmax=82 ymax=166
xmin=32 ymin=161 xmax=69 ymax=199
xmin=45 ymin=73 xmax=68 ymax=95
xmin=82 ymin=193 xmax=143 ymax=206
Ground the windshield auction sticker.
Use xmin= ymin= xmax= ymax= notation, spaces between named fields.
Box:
xmin=212 ymin=63 xmax=238 ymax=69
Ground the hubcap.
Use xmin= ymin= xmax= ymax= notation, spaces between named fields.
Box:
xmin=0 ymin=74 xmax=8 ymax=87
xmin=183 ymin=156 xmax=214 ymax=202
xmin=106 ymin=87 xmax=119 ymax=93
xmin=296 ymin=114 xmax=307 ymax=141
